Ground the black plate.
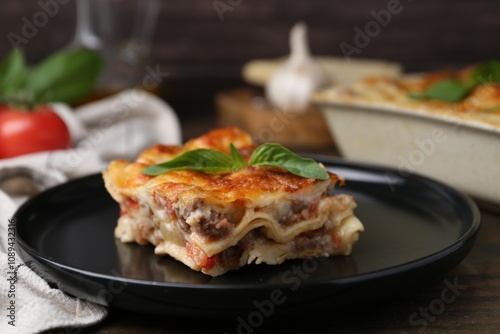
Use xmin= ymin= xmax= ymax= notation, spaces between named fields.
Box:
xmin=14 ymin=157 xmax=480 ymax=317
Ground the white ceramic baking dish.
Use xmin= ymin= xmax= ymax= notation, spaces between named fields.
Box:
xmin=313 ymin=92 xmax=500 ymax=204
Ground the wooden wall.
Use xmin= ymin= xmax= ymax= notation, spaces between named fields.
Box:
xmin=1 ymin=0 xmax=499 ymax=74
xmin=1 ymin=0 xmax=499 ymax=128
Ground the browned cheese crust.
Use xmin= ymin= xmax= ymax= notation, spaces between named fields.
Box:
xmin=103 ymin=127 xmax=363 ymax=276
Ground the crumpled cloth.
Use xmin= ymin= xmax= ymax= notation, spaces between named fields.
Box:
xmin=0 ymin=89 xmax=181 ymax=334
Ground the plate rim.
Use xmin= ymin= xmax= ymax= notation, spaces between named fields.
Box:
xmin=14 ymin=157 xmax=481 ymax=299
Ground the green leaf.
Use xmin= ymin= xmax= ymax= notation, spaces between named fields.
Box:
xmin=423 ymin=79 xmax=472 ymax=103
xmin=470 ymin=60 xmax=500 ymax=85
xmin=25 ymin=49 xmax=102 ymax=105
xmin=248 ymin=143 xmax=329 ymax=180
xmin=408 ymin=60 xmax=500 ymax=104
xmin=142 ymin=148 xmax=234 ymax=175
xmin=143 ymin=143 xmax=329 ymax=180
xmin=0 ymin=48 xmax=28 ymax=99
xmin=230 ymin=143 xmax=246 ymax=171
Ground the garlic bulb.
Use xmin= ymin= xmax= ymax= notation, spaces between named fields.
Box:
xmin=265 ymin=22 xmax=331 ymax=112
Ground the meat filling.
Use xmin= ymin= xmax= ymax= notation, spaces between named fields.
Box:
xmin=279 ymin=198 xmax=319 ymax=226
xmin=174 ymin=199 xmax=246 ymax=240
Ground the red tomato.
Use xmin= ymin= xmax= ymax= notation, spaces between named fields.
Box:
xmin=0 ymin=106 xmax=71 ymax=159
xmin=185 ymin=242 xmax=219 ymax=270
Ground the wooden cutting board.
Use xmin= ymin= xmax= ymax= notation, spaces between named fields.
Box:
xmin=216 ymin=88 xmax=334 ymax=149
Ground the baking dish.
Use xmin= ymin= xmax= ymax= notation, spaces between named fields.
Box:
xmin=313 ymin=88 xmax=500 ymax=204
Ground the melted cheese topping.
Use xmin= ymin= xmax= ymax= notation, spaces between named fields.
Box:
xmin=103 ymin=127 xmax=364 ymax=276
xmin=315 ymin=68 xmax=500 ymax=129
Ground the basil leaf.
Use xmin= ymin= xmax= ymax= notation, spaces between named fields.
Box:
xmin=408 ymin=60 xmax=500 ymax=103
xmin=248 ymin=143 xmax=329 ymax=180
xmin=470 ymin=60 xmax=500 ymax=84
xmin=142 ymin=148 xmax=234 ymax=175
xmin=230 ymin=143 xmax=246 ymax=171
xmin=0 ymin=48 xmax=28 ymax=99
xmin=143 ymin=143 xmax=329 ymax=180
xmin=25 ymin=49 xmax=102 ymax=105
xmin=408 ymin=80 xmax=471 ymax=103
xmin=423 ymin=79 xmax=472 ymax=103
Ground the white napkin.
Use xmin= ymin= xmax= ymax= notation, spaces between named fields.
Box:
xmin=0 ymin=89 xmax=182 ymax=333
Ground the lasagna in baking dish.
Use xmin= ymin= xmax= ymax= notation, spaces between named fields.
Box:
xmin=315 ymin=60 xmax=500 ymax=126
xmin=103 ymin=127 xmax=363 ymax=276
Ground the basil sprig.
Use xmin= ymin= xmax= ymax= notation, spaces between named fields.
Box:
xmin=141 ymin=147 xmax=236 ymax=175
xmin=0 ymin=49 xmax=28 ymax=99
xmin=142 ymin=143 xmax=330 ymax=180
xmin=248 ymin=144 xmax=330 ymax=180
xmin=408 ymin=80 xmax=473 ymax=103
xmin=408 ymin=60 xmax=500 ymax=103
xmin=0 ymin=48 xmax=102 ymax=109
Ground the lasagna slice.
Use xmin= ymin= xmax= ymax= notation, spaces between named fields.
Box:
xmin=103 ymin=127 xmax=363 ymax=276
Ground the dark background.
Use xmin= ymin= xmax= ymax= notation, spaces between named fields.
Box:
xmin=1 ymin=0 xmax=499 ymax=134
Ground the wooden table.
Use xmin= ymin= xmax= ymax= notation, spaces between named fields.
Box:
xmin=73 ymin=184 xmax=499 ymax=334
xmin=41 ymin=92 xmax=500 ymax=333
